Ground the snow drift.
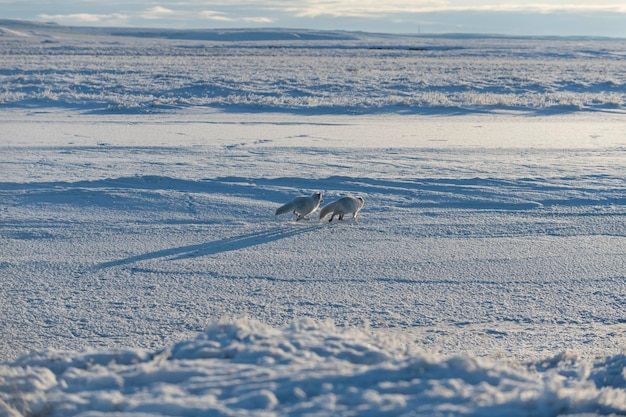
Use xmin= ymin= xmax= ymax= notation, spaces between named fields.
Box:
xmin=2 ymin=319 xmax=626 ymax=417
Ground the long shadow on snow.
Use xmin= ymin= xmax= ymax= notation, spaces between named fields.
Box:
xmin=94 ymin=224 xmax=318 ymax=270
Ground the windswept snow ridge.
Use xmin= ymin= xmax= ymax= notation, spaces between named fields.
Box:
xmin=0 ymin=20 xmax=624 ymax=114
xmin=2 ymin=319 xmax=626 ymax=417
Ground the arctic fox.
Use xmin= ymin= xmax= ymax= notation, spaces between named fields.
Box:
xmin=319 ymin=195 xmax=364 ymax=222
xmin=275 ymin=192 xmax=323 ymax=221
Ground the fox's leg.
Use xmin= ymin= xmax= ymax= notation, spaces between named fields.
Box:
xmin=328 ymin=213 xmax=335 ymax=222
xmin=294 ymin=211 xmax=311 ymax=221
xmin=338 ymin=213 xmax=344 ymax=220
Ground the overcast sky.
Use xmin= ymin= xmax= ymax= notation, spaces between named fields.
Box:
xmin=2 ymin=1 xmax=626 ymax=37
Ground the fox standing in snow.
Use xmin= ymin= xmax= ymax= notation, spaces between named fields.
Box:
xmin=275 ymin=192 xmax=323 ymax=221
xmin=319 ymin=195 xmax=364 ymax=222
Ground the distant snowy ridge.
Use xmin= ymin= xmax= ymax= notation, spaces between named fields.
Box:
xmin=1 ymin=19 xmax=624 ymax=114
xmin=2 ymin=319 xmax=626 ymax=417
xmin=2 ymin=19 xmax=624 ymax=42
xmin=0 ymin=26 xmax=31 ymax=38
xmin=0 ymin=19 xmax=366 ymax=42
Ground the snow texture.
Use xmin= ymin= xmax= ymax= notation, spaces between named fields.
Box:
xmin=1 ymin=20 xmax=626 ymax=416
xmin=1 ymin=19 xmax=625 ymax=114
xmin=2 ymin=319 xmax=626 ymax=417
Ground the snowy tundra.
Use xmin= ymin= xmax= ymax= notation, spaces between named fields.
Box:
xmin=1 ymin=20 xmax=626 ymax=416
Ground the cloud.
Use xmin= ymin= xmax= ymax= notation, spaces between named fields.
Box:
xmin=452 ymin=3 xmax=626 ymax=14
xmin=199 ymin=13 xmax=273 ymax=24
xmin=27 ymin=1 xmax=626 ymax=35
xmin=242 ymin=17 xmax=274 ymax=23
xmin=198 ymin=10 xmax=233 ymax=22
xmin=124 ymin=4 xmax=271 ymax=24
xmin=282 ymin=1 xmax=626 ymax=18
xmin=37 ymin=13 xmax=129 ymax=25
xmin=140 ymin=6 xmax=176 ymax=20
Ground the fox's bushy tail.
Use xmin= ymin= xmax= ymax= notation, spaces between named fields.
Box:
xmin=318 ymin=202 xmax=337 ymax=219
xmin=275 ymin=202 xmax=294 ymax=216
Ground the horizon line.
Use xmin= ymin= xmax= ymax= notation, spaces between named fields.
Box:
xmin=2 ymin=18 xmax=626 ymax=41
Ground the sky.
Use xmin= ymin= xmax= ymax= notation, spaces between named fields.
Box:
xmin=2 ymin=1 xmax=626 ymax=37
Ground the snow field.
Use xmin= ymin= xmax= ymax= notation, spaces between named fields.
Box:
xmin=1 ymin=21 xmax=625 ymax=113
xmin=2 ymin=112 xmax=625 ymax=364
xmin=1 ymin=22 xmax=626 ymax=416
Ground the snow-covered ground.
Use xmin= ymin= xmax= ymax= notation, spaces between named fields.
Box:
xmin=1 ymin=20 xmax=626 ymax=416
xmin=2 ymin=19 xmax=625 ymax=114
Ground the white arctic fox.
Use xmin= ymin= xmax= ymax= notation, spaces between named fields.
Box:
xmin=275 ymin=192 xmax=323 ymax=221
xmin=319 ymin=195 xmax=364 ymax=222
